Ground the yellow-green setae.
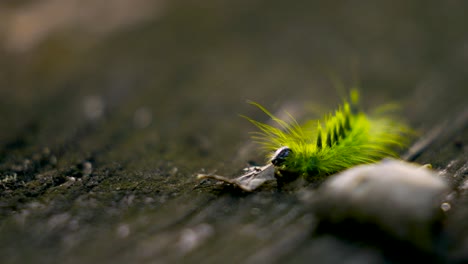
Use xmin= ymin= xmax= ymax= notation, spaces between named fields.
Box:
xmin=244 ymin=90 xmax=410 ymax=179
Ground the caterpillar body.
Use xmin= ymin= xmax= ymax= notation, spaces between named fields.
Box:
xmin=196 ymin=89 xmax=411 ymax=191
xmin=245 ymin=90 xmax=410 ymax=179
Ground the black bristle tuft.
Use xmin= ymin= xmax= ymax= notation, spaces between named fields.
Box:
xmin=326 ymin=130 xmax=332 ymax=147
xmin=334 ymin=126 xmax=339 ymax=144
xmin=339 ymin=119 xmax=345 ymax=138
xmin=316 ymin=131 xmax=322 ymax=149
xmin=344 ymin=112 xmax=351 ymax=131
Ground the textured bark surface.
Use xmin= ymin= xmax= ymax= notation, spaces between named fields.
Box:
xmin=0 ymin=1 xmax=467 ymax=263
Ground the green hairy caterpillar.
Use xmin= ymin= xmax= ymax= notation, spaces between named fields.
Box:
xmin=246 ymin=90 xmax=409 ymax=179
xmin=197 ymin=89 xmax=410 ymax=191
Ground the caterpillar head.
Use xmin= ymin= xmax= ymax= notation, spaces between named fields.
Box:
xmin=271 ymin=146 xmax=292 ymax=166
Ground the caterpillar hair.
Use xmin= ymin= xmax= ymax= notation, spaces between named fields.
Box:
xmin=244 ymin=89 xmax=411 ymax=179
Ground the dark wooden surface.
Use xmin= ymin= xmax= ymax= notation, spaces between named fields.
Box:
xmin=1 ymin=1 xmax=467 ymax=263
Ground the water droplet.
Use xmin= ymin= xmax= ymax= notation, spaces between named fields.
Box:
xmin=441 ymin=202 xmax=451 ymax=212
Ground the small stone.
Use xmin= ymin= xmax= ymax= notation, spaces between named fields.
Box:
xmin=314 ymin=159 xmax=449 ymax=251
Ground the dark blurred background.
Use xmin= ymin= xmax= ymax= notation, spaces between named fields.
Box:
xmin=0 ymin=1 xmax=467 ymax=263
